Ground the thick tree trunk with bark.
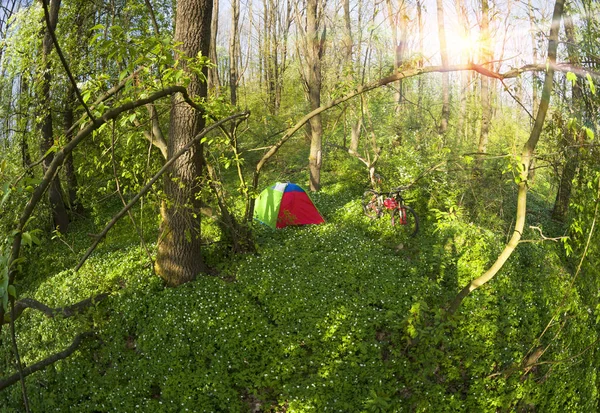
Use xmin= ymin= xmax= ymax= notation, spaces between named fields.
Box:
xmin=155 ymin=0 xmax=213 ymax=286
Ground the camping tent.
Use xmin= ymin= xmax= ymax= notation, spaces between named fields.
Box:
xmin=254 ymin=182 xmax=325 ymax=228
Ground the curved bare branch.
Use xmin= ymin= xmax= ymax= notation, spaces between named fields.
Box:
xmin=3 ymin=294 xmax=109 ymax=325
xmin=0 ymin=332 xmax=96 ymax=391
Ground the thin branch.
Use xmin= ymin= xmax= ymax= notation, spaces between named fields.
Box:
xmin=519 ymin=225 xmax=569 ymax=243
xmin=143 ymin=0 xmax=161 ymax=36
xmin=501 ymin=62 xmax=600 ymax=82
xmin=500 ymin=78 xmax=535 ymax=120
xmin=41 ymin=0 xmax=94 ymax=121
xmin=9 ymin=298 xmax=30 ymax=412
xmin=3 ymin=294 xmax=110 ymax=325
xmin=0 ymin=332 xmax=96 ymax=391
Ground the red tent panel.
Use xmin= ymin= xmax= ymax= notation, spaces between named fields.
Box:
xmin=276 ymin=190 xmax=325 ymax=228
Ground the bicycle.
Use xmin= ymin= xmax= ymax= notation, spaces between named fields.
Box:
xmin=362 ymin=186 xmax=419 ymax=236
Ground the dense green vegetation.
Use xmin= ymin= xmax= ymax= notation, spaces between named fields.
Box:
xmin=1 ymin=0 xmax=600 ymax=411
xmin=2 ymin=138 xmax=600 ymax=411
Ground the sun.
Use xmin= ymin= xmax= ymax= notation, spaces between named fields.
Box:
xmin=447 ymin=30 xmax=481 ymax=63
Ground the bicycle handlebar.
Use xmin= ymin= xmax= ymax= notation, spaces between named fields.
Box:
xmin=366 ymin=186 xmax=409 ymax=197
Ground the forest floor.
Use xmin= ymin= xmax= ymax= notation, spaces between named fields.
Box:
xmin=1 ymin=178 xmax=596 ymax=412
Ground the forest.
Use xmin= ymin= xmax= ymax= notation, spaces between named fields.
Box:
xmin=0 ymin=0 xmax=599 ymax=411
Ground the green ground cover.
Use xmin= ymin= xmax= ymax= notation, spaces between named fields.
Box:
xmin=1 ymin=172 xmax=598 ymax=412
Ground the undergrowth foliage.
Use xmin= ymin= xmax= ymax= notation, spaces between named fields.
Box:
xmin=1 ymin=162 xmax=598 ymax=412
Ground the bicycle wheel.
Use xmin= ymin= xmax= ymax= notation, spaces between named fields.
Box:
xmin=362 ymin=190 xmax=381 ymax=219
xmin=391 ymin=204 xmax=419 ymax=236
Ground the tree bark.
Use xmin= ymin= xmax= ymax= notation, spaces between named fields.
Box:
xmin=477 ymin=0 xmax=492 ymax=167
xmin=155 ymin=0 xmax=213 ymax=286
xmin=385 ymin=0 xmax=407 ymax=108
xmin=63 ymin=85 xmax=81 ymax=212
xmin=208 ymin=0 xmax=220 ymax=94
xmin=303 ymin=0 xmax=325 ymax=192
xmin=449 ymin=0 xmax=564 ymax=315
xmin=455 ymin=0 xmax=470 ymax=143
xmin=551 ymin=11 xmax=583 ymax=221
xmin=436 ymin=0 xmax=450 ymax=133
xmin=528 ymin=0 xmax=539 ymax=115
xmin=229 ymin=0 xmax=240 ymax=106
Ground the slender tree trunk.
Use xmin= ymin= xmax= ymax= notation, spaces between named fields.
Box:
xmin=19 ymin=74 xmax=32 ymax=173
xmin=476 ymin=0 xmax=492 ymax=168
xmin=436 ymin=0 xmax=450 ymax=133
xmin=343 ymin=0 xmax=362 ymax=154
xmin=551 ymin=11 xmax=582 ymax=221
xmin=229 ymin=0 xmax=239 ymax=105
xmin=385 ymin=0 xmax=402 ymax=107
xmin=38 ymin=0 xmax=69 ymax=233
xmin=305 ymin=0 xmax=325 ymax=191
xmin=528 ymin=0 xmax=539 ymax=115
xmin=155 ymin=0 xmax=213 ymax=286
xmin=63 ymin=85 xmax=80 ymax=212
xmin=208 ymin=0 xmax=220 ymax=94
xmin=455 ymin=0 xmax=470 ymax=143
xmin=449 ymin=0 xmax=564 ymax=315
xmin=416 ymin=0 xmax=424 ymax=114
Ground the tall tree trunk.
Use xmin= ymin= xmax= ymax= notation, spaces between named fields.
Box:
xmin=305 ymin=0 xmax=325 ymax=191
xmin=19 ymin=74 xmax=32 ymax=173
xmin=528 ymin=0 xmax=539 ymax=114
xmin=436 ymin=0 xmax=449 ymax=133
xmin=38 ymin=0 xmax=69 ymax=233
xmin=416 ymin=0 xmax=424 ymax=114
xmin=343 ymin=0 xmax=362 ymax=154
xmin=455 ymin=0 xmax=470 ymax=143
xmin=63 ymin=85 xmax=80 ymax=212
xmin=477 ymin=0 xmax=492 ymax=168
xmin=155 ymin=0 xmax=213 ymax=286
xmin=385 ymin=0 xmax=404 ymax=107
xmin=208 ymin=0 xmax=220 ymax=94
xmin=551 ymin=11 xmax=583 ymax=221
xmin=229 ymin=0 xmax=239 ymax=105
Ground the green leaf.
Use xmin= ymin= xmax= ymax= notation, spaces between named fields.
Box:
xmin=22 ymin=232 xmax=32 ymax=247
xmin=566 ymin=71 xmax=577 ymax=84
xmin=587 ymin=73 xmax=596 ymax=95
xmin=1 ymin=184 xmax=11 ymax=207
xmin=82 ymin=89 xmax=92 ymax=104
xmin=7 ymin=285 xmax=16 ymax=299
xmin=584 ymin=127 xmax=594 ymax=140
